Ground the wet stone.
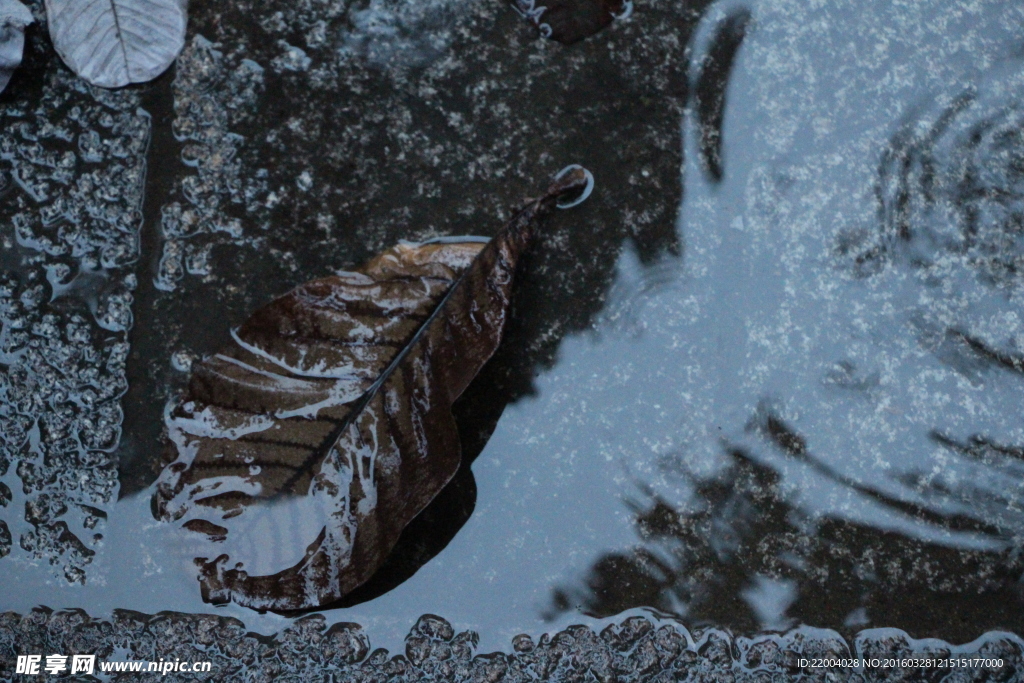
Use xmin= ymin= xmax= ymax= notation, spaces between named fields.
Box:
xmin=737 ymin=638 xmax=783 ymax=671
xmin=652 ymin=625 xmax=685 ymax=667
xmin=404 ymin=614 xmax=481 ymax=679
xmin=322 ymin=622 xmax=371 ymax=666
xmin=600 ymin=614 xmax=655 ymax=651
xmin=511 ymin=634 xmax=534 ymax=654
xmin=155 ymin=36 xmax=266 ymax=293
xmin=279 ymin=614 xmax=327 ymax=654
xmin=410 ymin=614 xmax=456 ymax=642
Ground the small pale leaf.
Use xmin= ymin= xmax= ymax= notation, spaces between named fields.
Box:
xmin=0 ymin=0 xmax=33 ymax=93
xmin=45 ymin=0 xmax=186 ymax=87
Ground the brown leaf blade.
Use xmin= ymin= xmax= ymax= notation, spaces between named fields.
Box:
xmin=152 ymin=170 xmax=590 ymax=611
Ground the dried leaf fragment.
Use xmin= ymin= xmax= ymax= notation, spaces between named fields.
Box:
xmin=153 ymin=169 xmax=592 ymax=611
xmin=45 ymin=0 xmax=186 ymax=87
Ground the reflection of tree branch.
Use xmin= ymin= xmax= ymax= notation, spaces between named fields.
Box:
xmin=756 ymin=412 xmax=1006 ymax=537
xmin=547 ymin=451 xmax=795 ymax=632
xmin=694 ymin=9 xmax=751 ymax=182
xmin=873 ymin=92 xmax=974 ymax=248
xmin=551 ymin=431 xmax=1024 ymax=640
xmin=948 ymin=329 xmax=1024 ymax=375
xmin=897 ymin=471 xmax=1024 ymax=538
xmin=862 ymin=85 xmax=1024 ymax=287
xmin=921 ymin=431 xmax=1024 ymax=532
xmin=931 ymin=430 xmax=1024 ymax=464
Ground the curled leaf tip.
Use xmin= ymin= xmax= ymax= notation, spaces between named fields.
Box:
xmin=549 ymin=164 xmax=595 ymax=209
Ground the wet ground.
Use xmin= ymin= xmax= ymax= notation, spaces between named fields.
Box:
xmin=4 ymin=0 xmax=1024 ymax=678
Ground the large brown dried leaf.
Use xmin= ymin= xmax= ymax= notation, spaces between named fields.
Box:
xmin=152 ymin=169 xmax=590 ymax=612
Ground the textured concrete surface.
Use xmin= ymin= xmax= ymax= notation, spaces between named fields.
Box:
xmin=3 ymin=609 xmax=1022 ymax=682
xmin=0 ymin=0 xmax=148 ymax=581
xmin=3 ymin=0 xmax=1024 ymax=672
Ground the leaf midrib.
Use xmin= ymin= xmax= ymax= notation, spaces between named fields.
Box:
xmin=104 ymin=0 xmax=131 ymax=78
xmin=270 ymin=244 xmax=485 ymax=499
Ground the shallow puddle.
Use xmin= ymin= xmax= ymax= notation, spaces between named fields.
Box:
xmin=3 ymin=0 xmax=1024 ymax=675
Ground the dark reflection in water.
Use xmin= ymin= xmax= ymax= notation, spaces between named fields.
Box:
xmin=549 ymin=42 xmax=1024 ymax=643
xmin=550 ymin=442 xmax=1024 ymax=642
xmin=693 ymin=8 xmax=751 ymax=183
xmin=849 ymin=70 xmax=1024 ymax=287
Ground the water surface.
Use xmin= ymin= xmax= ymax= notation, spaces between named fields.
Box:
xmin=2 ymin=0 xmax=1024 ymax=662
